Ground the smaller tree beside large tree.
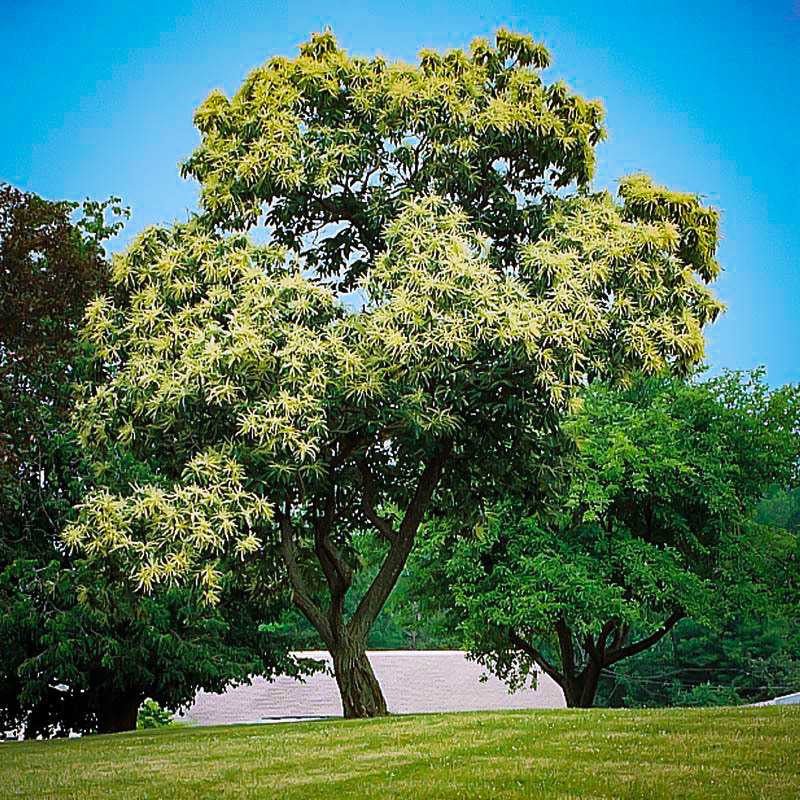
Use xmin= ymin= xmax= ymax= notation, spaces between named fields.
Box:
xmin=442 ymin=372 xmax=800 ymax=708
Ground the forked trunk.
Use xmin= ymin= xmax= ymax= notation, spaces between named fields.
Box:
xmin=331 ymin=640 xmax=387 ymax=718
xmin=278 ymin=446 xmax=450 ymax=720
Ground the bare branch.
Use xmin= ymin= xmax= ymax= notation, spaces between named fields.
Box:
xmin=606 ymin=610 xmax=684 ymax=665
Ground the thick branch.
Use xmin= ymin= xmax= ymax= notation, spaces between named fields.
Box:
xmin=590 ymin=619 xmax=619 ymax=665
xmin=509 ymin=630 xmax=565 ymax=688
xmin=356 ymin=458 xmax=397 ymax=542
xmin=329 ymin=432 xmax=370 ymax=469
xmin=609 ymin=622 xmax=628 ymax=653
xmin=349 ymin=442 xmax=451 ymax=640
xmin=313 ymin=491 xmax=350 ymax=584
xmin=277 ymin=511 xmax=332 ymax=645
xmin=583 ymin=634 xmax=601 ymax=665
xmin=328 ymin=424 xmax=400 ymax=469
xmin=555 ymin=618 xmax=578 ymax=680
xmin=316 ymin=194 xmax=377 ymax=258
xmin=312 ymin=491 xmax=352 ymax=626
xmin=606 ymin=610 xmax=684 ymax=665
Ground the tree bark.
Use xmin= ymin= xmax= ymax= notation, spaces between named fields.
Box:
xmin=331 ymin=638 xmax=387 ymax=718
xmin=563 ymin=663 xmax=602 ymax=708
xmin=96 ymin=692 xmax=141 ymax=733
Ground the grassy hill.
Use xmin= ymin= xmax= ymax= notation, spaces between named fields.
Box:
xmin=2 ymin=707 xmax=798 ymax=799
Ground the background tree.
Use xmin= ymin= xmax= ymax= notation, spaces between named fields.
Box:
xmin=593 ymin=485 xmax=800 ymax=707
xmin=0 ymin=554 xmax=302 ymax=737
xmin=65 ymin=30 xmax=723 ymax=718
xmin=439 ymin=372 xmax=800 ymax=708
xmin=0 ymin=185 xmax=303 ymax=738
xmin=757 ymin=486 xmax=800 ymax=534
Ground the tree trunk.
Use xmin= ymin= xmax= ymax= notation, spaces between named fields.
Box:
xmin=96 ymin=692 xmax=141 ymax=733
xmin=563 ymin=664 xmax=601 ymax=708
xmin=331 ymin=640 xmax=387 ymax=718
xmin=278 ymin=445 xmax=449 ymax=720
xmin=564 ymin=684 xmax=593 ymax=708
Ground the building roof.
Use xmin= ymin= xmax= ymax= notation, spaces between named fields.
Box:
xmin=178 ymin=650 xmax=565 ymax=726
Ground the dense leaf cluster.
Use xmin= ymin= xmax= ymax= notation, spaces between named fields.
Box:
xmin=0 ymin=186 xmax=302 ymax=738
xmin=183 ymin=29 xmax=604 ymax=289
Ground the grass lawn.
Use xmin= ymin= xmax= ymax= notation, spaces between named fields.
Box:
xmin=1 ymin=707 xmax=798 ymax=799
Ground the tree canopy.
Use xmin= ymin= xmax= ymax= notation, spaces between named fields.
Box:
xmin=182 ymin=28 xmax=604 ymax=290
xmin=440 ymin=371 xmax=800 ymax=707
xmin=64 ymin=30 xmax=723 ymax=717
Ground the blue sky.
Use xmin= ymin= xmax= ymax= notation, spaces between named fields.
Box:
xmin=2 ymin=0 xmax=798 ymax=383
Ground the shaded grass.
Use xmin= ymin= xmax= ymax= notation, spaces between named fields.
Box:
xmin=1 ymin=707 xmax=798 ymax=799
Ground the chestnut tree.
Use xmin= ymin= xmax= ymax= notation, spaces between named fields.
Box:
xmin=64 ymin=30 xmax=723 ymax=717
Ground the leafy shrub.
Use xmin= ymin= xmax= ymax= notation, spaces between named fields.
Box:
xmin=675 ymin=682 xmax=743 ymax=707
xmin=137 ymin=699 xmax=172 ymax=729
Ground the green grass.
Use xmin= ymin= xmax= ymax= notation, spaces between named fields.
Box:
xmin=2 ymin=707 xmax=798 ymax=799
